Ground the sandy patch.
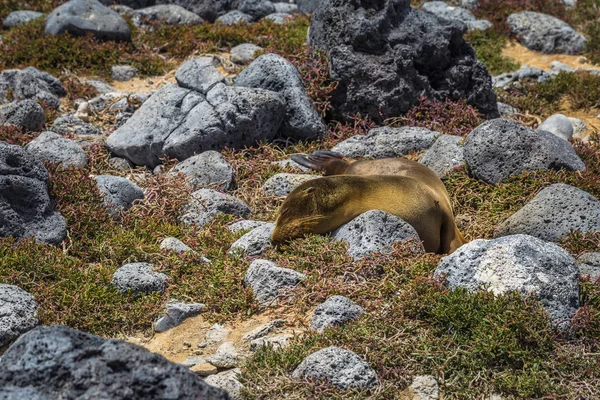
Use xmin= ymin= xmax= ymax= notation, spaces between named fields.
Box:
xmin=502 ymin=41 xmax=600 ymax=72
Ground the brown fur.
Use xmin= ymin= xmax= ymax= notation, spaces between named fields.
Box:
xmin=274 ymin=151 xmax=467 ymax=254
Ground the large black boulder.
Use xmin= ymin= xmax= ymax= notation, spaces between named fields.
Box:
xmin=309 ymin=0 xmax=498 ymax=122
xmin=0 ymin=325 xmax=232 ymax=400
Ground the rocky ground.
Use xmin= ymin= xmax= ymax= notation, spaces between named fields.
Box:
xmin=0 ymin=0 xmax=600 ymax=399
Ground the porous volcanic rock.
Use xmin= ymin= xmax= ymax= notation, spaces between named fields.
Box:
xmin=235 ymin=53 xmax=326 ymax=140
xmin=495 ymin=184 xmax=600 ymax=242
xmin=216 ymin=10 xmax=253 ymax=24
xmin=94 ymin=175 xmax=144 ymax=214
xmin=292 ymin=346 xmax=378 ymax=389
xmin=0 ymin=100 xmax=46 ymax=131
xmin=181 ymin=189 xmax=251 ymax=226
xmin=507 ymin=11 xmax=586 ymax=54
xmin=154 ymin=300 xmax=206 ymax=332
xmin=419 ymin=134 xmax=464 ymax=178
xmin=230 ymin=43 xmax=263 ymax=64
xmin=244 ymin=259 xmax=306 ymax=305
xmin=537 ymin=114 xmax=574 ymax=141
xmin=0 ymin=67 xmax=66 ymax=110
xmin=25 ymin=131 xmax=88 ymax=168
xmin=3 ymin=11 xmax=44 ymax=28
xmin=464 ymin=119 xmax=585 ymax=184
xmin=0 ymin=285 xmax=38 ymax=347
xmin=229 ymin=222 xmax=275 ymax=256
xmin=45 ymin=0 xmax=132 ymax=42
xmin=310 ymin=295 xmax=364 ymax=332
xmin=111 ymin=262 xmax=169 ymax=295
xmin=129 ymin=4 xmax=203 ymax=27
xmin=0 ymin=325 xmax=232 ymax=399
xmin=0 ymin=141 xmax=67 ymax=245
xmin=309 ymin=0 xmax=498 ymax=122
xmin=170 ymin=151 xmax=235 ymax=190
xmin=105 ymin=83 xmax=285 ymax=167
xmin=435 ymin=234 xmax=579 ymax=328
xmin=262 ymin=173 xmax=316 ymax=196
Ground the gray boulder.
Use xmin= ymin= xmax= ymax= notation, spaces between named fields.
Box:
xmin=2 ymin=11 xmax=44 ymax=28
xmin=205 ymin=371 xmax=243 ymax=400
xmin=569 ymin=117 xmax=588 ymax=138
xmin=105 ymin=83 xmax=285 ymax=168
xmin=242 ymin=319 xmax=285 ymax=341
xmin=111 ymin=65 xmax=138 ymax=82
xmin=507 ymin=11 xmax=586 ymax=54
xmin=235 ymin=53 xmax=326 ymax=141
xmin=111 ymin=262 xmax=168 ymax=295
xmin=309 ymin=0 xmax=499 ymax=122
xmin=250 ymin=333 xmax=293 ymax=351
xmin=0 ymin=67 xmax=65 ymax=110
xmin=292 ymin=346 xmax=378 ymax=389
xmin=94 ymin=175 xmax=144 ymax=214
xmin=435 ymin=234 xmax=579 ymax=328
xmin=410 ymin=375 xmax=440 ymax=400
xmin=45 ymin=0 xmax=132 ymax=42
xmin=263 ymin=12 xmax=292 ymax=24
xmin=0 ymin=285 xmax=38 ymax=347
xmin=154 ymin=0 xmax=221 ymax=22
xmin=262 ymin=173 xmax=315 ymax=196
xmin=244 ymin=259 xmax=306 ymax=305
xmin=129 ymin=4 xmax=203 ymax=26
xmin=332 ymin=126 xmax=439 ymax=158
xmin=493 ymin=66 xmax=551 ymax=90
xmin=207 ymin=342 xmax=240 ymax=368
xmin=537 ymin=114 xmax=574 ymax=141
xmin=216 ymin=10 xmax=253 ymax=25
xmin=51 ymin=114 xmax=101 ymax=136
xmin=230 ymin=43 xmax=263 ymax=65
xmin=170 ymin=151 xmax=235 ymax=190
xmin=233 ymin=0 xmax=275 ymax=20
xmin=175 ymin=57 xmax=225 ymax=95
xmin=229 ymin=222 xmax=275 ymax=256
xmin=422 ymin=1 xmax=491 ymax=31
xmin=154 ymin=300 xmax=206 ymax=332
xmin=0 ymin=141 xmax=67 ymax=245
xmin=273 ymin=2 xmax=297 ymax=13
xmin=419 ymin=135 xmax=464 ymax=178
xmin=332 ymin=210 xmax=424 ymax=259
xmin=578 ymin=253 xmax=600 ymax=282
xmin=181 ymin=189 xmax=251 ymax=227
xmin=25 ymin=131 xmax=88 ymax=168
xmin=310 ymin=295 xmax=364 ymax=332
xmin=0 ymin=325 xmax=231 ymax=399
xmin=495 ymin=184 xmax=600 ymax=242
xmin=464 ymin=119 xmax=585 ymax=184
xmin=160 ymin=237 xmax=193 ymax=253
xmin=297 ymin=0 xmax=320 ymax=14
xmin=227 ymin=219 xmax=270 ymax=232
xmin=497 ymin=102 xmax=518 ymax=117
xmin=0 ymin=100 xmax=45 ymax=131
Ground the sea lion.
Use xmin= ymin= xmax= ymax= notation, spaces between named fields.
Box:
xmin=271 ymin=150 xmax=466 ymax=254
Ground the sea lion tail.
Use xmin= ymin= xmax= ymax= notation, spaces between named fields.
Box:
xmin=290 ymin=151 xmax=353 ymax=175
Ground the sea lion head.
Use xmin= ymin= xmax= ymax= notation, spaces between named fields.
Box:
xmin=271 ymin=177 xmax=349 ymax=244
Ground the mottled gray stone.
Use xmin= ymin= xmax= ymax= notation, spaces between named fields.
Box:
xmin=111 ymin=262 xmax=168 ymax=295
xmin=422 ymin=1 xmax=491 ymax=31
xmin=25 ymin=131 xmax=88 ymax=168
xmin=94 ymin=175 xmax=144 ymax=214
xmin=0 ymin=325 xmax=231 ymax=399
xmin=3 ymin=11 xmax=44 ymax=28
xmin=292 ymin=346 xmax=378 ymax=389
xmin=207 ymin=342 xmax=239 ymax=368
xmin=310 ymin=295 xmax=364 ymax=332
xmin=578 ymin=253 xmax=600 ymax=282
xmin=0 ymin=285 xmax=38 ymax=347
xmin=410 ymin=375 xmax=440 ymax=400
xmin=229 ymin=223 xmax=275 ymax=256
xmin=332 ymin=210 xmax=424 ymax=259
xmin=262 ymin=173 xmax=315 ymax=196
xmin=0 ymin=141 xmax=67 ymax=245
xmin=435 ymin=234 xmax=579 ymax=328
xmin=263 ymin=12 xmax=292 ymax=24
xmin=111 ymin=65 xmax=138 ymax=82
xmin=234 ymin=0 xmax=275 ymax=20
xmin=216 ymin=10 xmax=253 ymax=25
xmin=205 ymin=370 xmax=243 ymax=399
xmin=130 ymin=4 xmax=203 ymax=27
xmin=51 ymin=114 xmax=101 ymax=136
xmin=271 ymin=158 xmax=310 ymax=171
xmin=537 ymin=114 xmax=574 ymax=141
xmin=244 ymin=259 xmax=306 ymax=305
xmin=175 ymin=57 xmax=225 ymax=94
xmin=497 ymin=102 xmax=518 ymax=117
xmin=273 ymin=2 xmax=297 ymax=13
xmin=332 ymin=126 xmax=439 ymax=158
xmin=105 ymin=83 xmax=285 ymax=167
xmin=242 ymin=319 xmax=285 ymax=341
xmin=170 ymin=151 xmax=235 ymax=190
xmin=419 ymin=135 xmax=464 ymax=178
xmin=84 ymin=78 xmax=116 ymax=94
xmin=569 ymin=117 xmax=588 ymax=138
xmin=108 ymin=156 xmax=134 ymax=170
xmin=297 ymin=0 xmax=320 ymax=14
xmin=495 ymin=184 xmax=600 ymax=242
xmin=464 ymin=119 xmax=585 ymax=184
xmin=154 ymin=300 xmax=206 ymax=332
xmin=227 ymin=219 xmax=270 ymax=233
xmin=0 ymin=100 xmax=45 ymax=131
xmin=181 ymin=189 xmax=251 ymax=227
xmin=235 ymin=53 xmax=326 ymax=140
xmin=160 ymin=237 xmax=193 ymax=253
xmin=45 ymin=0 xmax=132 ymax=42
xmin=230 ymin=43 xmax=263 ymax=65
xmin=0 ymin=67 xmax=65 ymax=110
xmin=250 ymin=333 xmax=293 ymax=350
xmin=507 ymin=11 xmax=586 ymax=54
xmin=493 ymin=66 xmax=551 ymax=89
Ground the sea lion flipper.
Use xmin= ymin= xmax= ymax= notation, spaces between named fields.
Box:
xmin=291 ymin=151 xmax=351 ymax=175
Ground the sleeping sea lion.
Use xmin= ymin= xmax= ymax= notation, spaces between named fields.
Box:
xmin=271 ymin=150 xmax=466 ymax=254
